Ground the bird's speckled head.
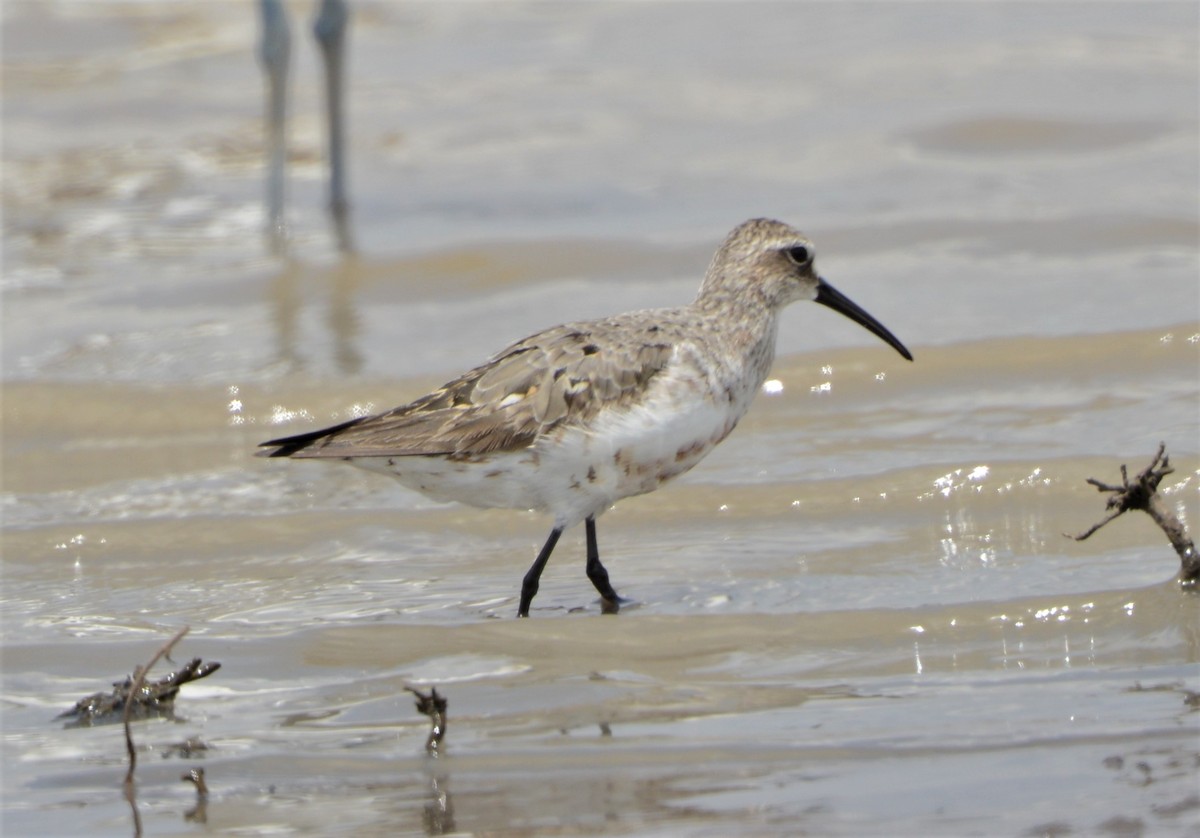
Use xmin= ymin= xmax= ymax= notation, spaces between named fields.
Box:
xmin=697 ymin=218 xmax=821 ymax=311
xmin=697 ymin=218 xmax=913 ymax=361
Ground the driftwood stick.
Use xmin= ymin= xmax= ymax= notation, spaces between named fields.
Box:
xmin=121 ymin=624 xmax=189 ymax=825
xmin=1068 ymin=444 xmax=1199 ymax=585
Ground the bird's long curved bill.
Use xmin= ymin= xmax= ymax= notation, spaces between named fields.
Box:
xmin=815 ymin=278 xmax=913 ymax=361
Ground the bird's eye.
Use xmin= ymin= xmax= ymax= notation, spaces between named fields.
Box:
xmin=785 ymin=245 xmax=812 ymax=265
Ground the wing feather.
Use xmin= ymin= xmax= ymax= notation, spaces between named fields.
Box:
xmin=258 ymin=318 xmax=676 ymax=459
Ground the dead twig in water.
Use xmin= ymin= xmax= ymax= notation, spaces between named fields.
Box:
xmin=121 ymin=626 xmax=191 ymax=837
xmin=406 ymin=687 xmax=454 ymax=832
xmin=1067 ymin=443 xmax=1199 ymax=585
xmin=181 ymin=767 xmax=209 ymax=824
xmin=406 ymin=686 xmax=448 ymax=756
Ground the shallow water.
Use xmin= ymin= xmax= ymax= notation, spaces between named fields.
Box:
xmin=3 ymin=3 xmax=1199 ymax=836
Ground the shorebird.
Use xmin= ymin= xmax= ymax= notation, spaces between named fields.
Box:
xmin=260 ymin=218 xmax=912 ymax=616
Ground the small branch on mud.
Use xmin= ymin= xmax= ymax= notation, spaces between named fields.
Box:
xmin=406 ymin=686 xmax=448 ymax=756
xmin=1067 ymin=443 xmax=1199 ymax=585
xmin=123 ymin=627 xmax=192 ymax=788
xmin=112 ymin=626 xmax=192 ymax=838
xmin=59 ymin=630 xmax=217 ymax=836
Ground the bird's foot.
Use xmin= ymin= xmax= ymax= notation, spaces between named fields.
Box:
xmin=600 ymin=594 xmax=634 ymax=615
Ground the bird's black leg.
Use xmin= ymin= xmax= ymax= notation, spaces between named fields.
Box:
xmin=584 ymin=516 xmax=622 ymax=614
xmin=519 ymin=527 xmax=562 ymax=617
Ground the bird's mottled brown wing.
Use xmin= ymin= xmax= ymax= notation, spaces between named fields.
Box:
xmin=260 ymin=318 xmax=676 ymax=459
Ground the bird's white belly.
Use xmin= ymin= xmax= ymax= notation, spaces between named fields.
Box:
xmin=348 ymin=448 xmax=549 ymax=511
xmin=347 ymin=368 xmax=755 ymax=528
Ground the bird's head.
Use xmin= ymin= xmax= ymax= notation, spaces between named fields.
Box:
xmin=700 ymin=218 xmax=912 ymax=361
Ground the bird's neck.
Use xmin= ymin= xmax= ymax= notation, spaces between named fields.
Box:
xmin=684 ymin=293 xmax=780 ymax=397
xmin=693 ymin=273 xmax=778 ymax=341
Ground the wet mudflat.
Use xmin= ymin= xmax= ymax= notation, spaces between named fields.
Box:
xmin=3 ymin=3 xmax=1198 ymax=836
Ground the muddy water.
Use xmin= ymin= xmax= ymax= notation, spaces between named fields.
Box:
xmin=3 ymin=3 xmax=1199 ymax=836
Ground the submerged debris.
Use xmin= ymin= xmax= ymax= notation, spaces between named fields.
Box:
xmin=1068 ymin=443 xmax=1199 ymax=585
xmin=59 ymin=657 xmax=221 ymax=727
xmin=422 ymin=771 xmax=455 ymax=835
xmin=163 ymin=736 xmax=210 ymax=759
